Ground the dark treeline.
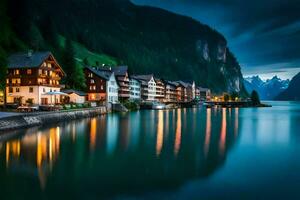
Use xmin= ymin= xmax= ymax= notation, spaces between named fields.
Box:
xmin=0 ymin=0 xmax=246 ymax=94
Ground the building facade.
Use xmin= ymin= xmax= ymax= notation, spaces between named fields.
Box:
xmin=155 ymin=78 xmax=165 ymax=102
xmin=133 ymin=75 xmax=156 ymax=101
xmin=112 ymin=66 xmax=130 ymax=101
xmin=6 ymin=51 xmax=65 ymax=105
xmin=129 ymin=77 xmax=141 ymax=101
xmin=62 ymin=89 xmax=86 ymax=104
xmin=163 ymin=81 xmax=177 ymax=102
xmin=84 ymin=66 xmax=119 ymax=104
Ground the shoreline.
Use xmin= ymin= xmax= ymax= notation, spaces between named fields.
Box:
xmin=0 ymin=107 xmax=107 ymax=133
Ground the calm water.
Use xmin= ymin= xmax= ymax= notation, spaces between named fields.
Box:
xmin=1 ymin=101 xmax=300 ymax=199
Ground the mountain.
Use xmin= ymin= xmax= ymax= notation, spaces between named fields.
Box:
xmin=276 ymin=73 xmax=300 ymax=101
xmin=244 ymin=76 xmax=289 ymax=100
xmin=0 ymin=0 xmax=247 ymax=94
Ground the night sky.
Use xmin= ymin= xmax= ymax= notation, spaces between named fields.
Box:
xmin=131 ymin=0 xmax=300 ymax=80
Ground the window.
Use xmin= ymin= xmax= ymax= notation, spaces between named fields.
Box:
xmin=27 ymin=69 xmax=32 ymax=75
xmin=89 ymin=73 xmax=93 ymax=78
xmin=14 ymin=70 xmax=19 ymax=75
xmin=9 ymin=87 xmax=13 ymax=93
xmin=90 ymin=79 xmax=95 ymax=84
xmin=43 ymin=88 xmax=46 ymax=93
xmin=16 ymin=88 xmax=20 ymax=93
xmin=29 ymin=87 xmax=33 ymax=93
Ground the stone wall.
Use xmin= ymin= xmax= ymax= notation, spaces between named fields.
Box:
xmin=0 ymin=107 xmax=107 ymax=132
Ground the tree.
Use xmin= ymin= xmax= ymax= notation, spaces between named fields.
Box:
xmin=61 ymin=38 xmax=86 ymax=90
xmin=251 ymin=90 xmax=261 ymax=105
xmin=224 ymin=93 xmax=230 ymax=102
xmin=28 ymin=23 xmax=45 ymax=51
xmin=0 ymin=49 xmax=7 ymax=108
xmin=83 ymin=57 xmax=90 ymax=66
xmin=230 ymin=91 xmax=239 ymax=101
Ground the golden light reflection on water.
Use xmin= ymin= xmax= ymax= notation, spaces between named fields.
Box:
xmin=156 ymin=110 xmax=164 ymax=157
xmin=219 ymin=108 xmax=227 ymax=155
xmin=174 ymin=109 xmax=182 ymax=156
xmin=4 ymin=127 xmax=61 ymax=189
xmin=90 ymin=118 xmax=97 ymax=151
xmin=204 ymin=108 xmax=211 ymax=157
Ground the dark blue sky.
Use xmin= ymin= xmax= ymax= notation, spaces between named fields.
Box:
xmin=131 ymin=0 xmax=300 ymax=79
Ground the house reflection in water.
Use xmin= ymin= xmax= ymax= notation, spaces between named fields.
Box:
xmin=204 ymin=108 xmax=212 ymax=157
xmin=174 ymin=109 xmax=182 ymax=156
xmin=156 ymin=110 xmax=164 ymax=156
xmin=3 ymin=126 xmax=61 ymax=189
xmin=0 ymin=107 xmax=241 ymax=198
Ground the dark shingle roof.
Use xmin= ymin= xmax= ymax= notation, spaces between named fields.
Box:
xmin=85 ymin=66 xmax=112 ymax=80
xmin=8 ymin=51 xmax=52 ymax=69
xmin=133 ymin=74 xmax=154 ymax=82
xmin=62 ymin=89 xmax=86 ymax=96
xmin=111 ymin=66 xmax=128 ymax=76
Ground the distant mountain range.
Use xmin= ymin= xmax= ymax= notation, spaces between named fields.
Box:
xmin=244 ymin=76 xmax=290 ymax=100
xmin=276 ymin=73 xmax=300 ymax=101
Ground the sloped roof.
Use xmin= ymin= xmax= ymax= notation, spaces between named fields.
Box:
xmin=85 ymin=66 xmax=113 ymax=80
xmin=111 ymin=66 xmax=128 ymax=76
xmin=8 ymin=51 xmax=52 ymax=69
xmin=133 ymin=74 xmax=154 ymax=82
xmin=163 ymin=80 xmax=177 ymax=87
xmin=62 ymin=89 xmax=86 ymax=96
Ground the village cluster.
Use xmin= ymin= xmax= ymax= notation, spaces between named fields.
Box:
xmin=1 ymin=51 xmax=211 ymax=111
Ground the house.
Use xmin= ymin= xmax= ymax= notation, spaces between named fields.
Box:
xmin=61 ymin=89 xmax=86 ymax=104
xmin=6 ymin=51 xmax=65 ymax=105
xmin=199 ymin=87 xmax=211 ymax=101
xmin=163 ymin=80 xmax=177 ymax=102
xmin=84 ymin=66 xmax=119 ymax=104
xmin=155 ymin=78 xmax=165 ymax=102
xmin=173 ymin=81 xmax=193 ymax=102
xmin=133 ymin=75 xmax=156 ymax=101
xmin=129 ymin=77 xmax=141 ymax=101
xmin=111 ymin=66 xmax=130 ymax=101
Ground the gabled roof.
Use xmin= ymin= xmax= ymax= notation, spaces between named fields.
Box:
xmin=162 ymin=80 xmax=177 ymax=87
xmin=133 ymin=74 xmax=155 ymax=82
xmin=62 ymin=89 xmax=86 ymax=96
xmin=129 ymin=75 xmax=142 ymax=83
xmin=8 ymin=51 xmax=52 ymax=69
xmin=85 ymin=66 xmax=113 ymax=80
xmin=175 ymin=81 xmax=194 ymax=88
xmin=111 ymin=66 xmax=128 ymax=76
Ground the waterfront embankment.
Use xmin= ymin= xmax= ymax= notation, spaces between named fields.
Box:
xmin=0 ymin=106 xmax=107 ymax=132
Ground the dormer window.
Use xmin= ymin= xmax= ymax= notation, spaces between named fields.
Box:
xmin=27 ymin=69 xmax=32 ymax=75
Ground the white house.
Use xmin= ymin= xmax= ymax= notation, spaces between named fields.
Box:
xmin=133 ymin=75 xmax=156 ymax=101
xmin=106 ymin=72 xmax=119 ymax=104
xmin=62 ymin=89 xmax=86 ymax=104
xmin=129 ymin=77 xmax=141 ymax=101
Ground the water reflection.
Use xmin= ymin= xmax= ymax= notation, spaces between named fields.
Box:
xmin=0 ymin=107 xmax=242 ymax=198
xmin=156 ymin=110 xmax=164 ymax=156
xmin=174 ymin=109 xmax=182 ymax=156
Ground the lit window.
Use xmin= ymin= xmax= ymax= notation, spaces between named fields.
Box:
xmin=14 ymin=70 xmax=19 ymax=75
xmin=27 ymin=69 xmax=32 ymax=75
xmin=90 ymin=79 xmax=95 ymax=84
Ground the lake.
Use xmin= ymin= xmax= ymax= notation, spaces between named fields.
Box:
xmin=1 ymin=101 xmax=300 ymax=199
